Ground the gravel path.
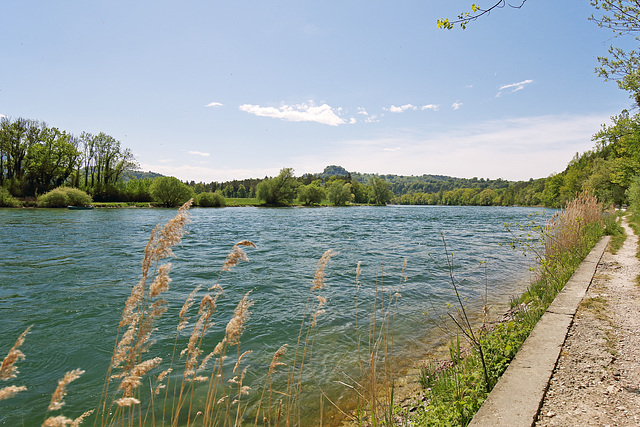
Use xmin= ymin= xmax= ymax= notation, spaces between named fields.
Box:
xmin=536 ymin=218 xmax=640 ymax=426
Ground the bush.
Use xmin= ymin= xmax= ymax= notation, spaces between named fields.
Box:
xmin=38 ymin=187 xmax=93 ymax=208
xmin=627 ymin=175 xmax=640 ymax=211
xmin=195 ymin=191 xmax=226 ymax=207
xmin=0 ymin=187 xmax=21 ymax=207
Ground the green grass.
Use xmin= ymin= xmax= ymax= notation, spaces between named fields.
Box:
xmin=409 ymin=191 xmax=606 ymax=426
xmin=225 ymin=197 xmax=260 ymax=206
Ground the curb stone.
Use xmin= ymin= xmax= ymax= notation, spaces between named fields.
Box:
xmin=468 ymin=236 xmax=610 ymax=427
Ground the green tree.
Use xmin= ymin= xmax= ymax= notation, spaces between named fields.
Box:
xmin=150 ymin=176 xmax=193 ymax=207
xmin=237 ymin=184 xmax=248 ymax=198
xmin=297 ymin=180 xmax=326 ymax=205
xmin=475 ymin=188 xmax=498 ymax=206
xmin=256 ymin=167 xmax=298 ymax=205
xmin=351 ymin=179 xmax=369 ymax=203
xmin=326 ymin=180 xmax=352 ymax=206
xmin=370 ymin=177 xmax=393 ymax=205
xmin=25 ymin=126 xmax=80 ymax=194
xmin=124 ymin=178 xmax=153 ymax=202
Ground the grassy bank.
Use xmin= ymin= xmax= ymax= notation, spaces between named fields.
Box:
xmin=403 ymin=192 xmax=621 ymax=426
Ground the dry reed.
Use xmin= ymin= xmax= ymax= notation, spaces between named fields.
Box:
xmin=48 ymin=369 xmax=85 ymax=411
xmin=545 ymin=190 xmax=602 ymax=259
xmin=0 ymin=325 xmax=31 ymax=382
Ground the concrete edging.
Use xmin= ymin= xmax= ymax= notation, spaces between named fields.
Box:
xmin=468 ymin=236 xmax=611 ymax=427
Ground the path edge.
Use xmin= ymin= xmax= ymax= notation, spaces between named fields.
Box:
xmin=468 ymin=235 xmax=610 ymax=427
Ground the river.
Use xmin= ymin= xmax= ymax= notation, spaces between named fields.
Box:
xmin=0 ymin=205 xmax=548 ymax=425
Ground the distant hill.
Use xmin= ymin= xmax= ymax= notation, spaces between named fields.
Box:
xmin=319 ymin=165 xmax=349 ymax=178
xmin=316 ymin=165 xmax=514 ymax=195
xmin=122 ymin=170 xmax=164 ymax=182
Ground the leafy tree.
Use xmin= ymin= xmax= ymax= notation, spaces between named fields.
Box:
xmin=256 ymin=167 xmax=298 ymax=205
xmin=590 ymin=0 xmax=640 ymax=104
xmin=237 ymin=184 xmax=248 ymax=198
xmin=475 ymin=188 xmax=498 ymax=206
xmin=351 ymin=179 xmax=369 ymax=203
xmin=222 ymin=184 xmax=235 ymax=197
xmin=297 ymin=180 xmax=326 ymax=205
xmin=326 ymin=180 xmax=352 ymax=206
xmin=150 ymin=176 xmax=193 ymax=207
xmin=370 ymin=177 xmax=393 ymax=205
xmin=124 ymin=178 xmax=153 ymax=202
xmin=25 ymin=126 xmax=80 ymax=194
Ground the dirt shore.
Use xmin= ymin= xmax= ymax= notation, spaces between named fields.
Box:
xmin=536 ymin=218 xmax=640 ymax=426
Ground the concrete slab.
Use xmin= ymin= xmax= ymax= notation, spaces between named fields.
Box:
xmin=468 ymin=236 xmax=610 ymax=427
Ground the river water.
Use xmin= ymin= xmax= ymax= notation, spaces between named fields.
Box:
xmin=0 ymin=205 xmax=549 ymax=425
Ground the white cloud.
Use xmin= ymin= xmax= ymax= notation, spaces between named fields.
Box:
xmin=357 ymin=107 xmax=369 ymax=115
xmin=239 ymin=102 xmax=346 ymax=126
xmin=349 ymin=118 xmax=357 ymax=124
xmin=205 ymin=102 xmax=223 ymax=107
xmin=386 ymin=104 xmax=417 ymax=113
xmin=421 ymin=104 xmax=439 ymax=111
xmin=452 ymin=102 xmax=463 ymax=110
xmin=188 ymin=150 xmax=210 ymax=157
xmin=496 ymin=79 xmax=533 ymax=97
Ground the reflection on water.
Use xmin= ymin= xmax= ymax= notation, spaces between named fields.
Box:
xmin=0 ymin=205 xmax=548 ymax=425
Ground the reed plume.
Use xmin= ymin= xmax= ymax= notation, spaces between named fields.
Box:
xmin=48 ymin=368 xmax=85 ymax=411
xmin=0 ymin=325 xmax=31 ymax=381
xmin=41 ymin=409 xmax=94 ymax=427
xmin=311 ymin=249 xmax=336 ymax=290
xmin=0 ymin=385 xmax=26 ymax=400
xmin=225 ymin=292 xmax=253 ymax=346
xmin=222 ymin=240 xmax=257 ymax=271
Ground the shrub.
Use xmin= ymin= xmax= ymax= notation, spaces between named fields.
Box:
xmin=38 ymin=187 xmax=92 ymax=208
xmin=0 ymin=187 xmax=21 ymax=207
xmin=195 ymin=190 xmax=226 ymax=207
xmin=627 ymin=175 xmax=640 ymax=211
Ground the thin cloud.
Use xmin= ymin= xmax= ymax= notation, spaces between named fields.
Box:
xmin=239 ymin=102 xmax=346 ymax=126
xmin=312 ymin=113 xmax=610 ymax=181
xmin=205 ymin=102 xmax=223 ymax=107
xmin=421 ymin=104 xmax=439 ymax=111
xmin=452 ymin=102 xmax=463 ymax=110
xmin=188 ymin=150 xmax=210 ymax=157
xmin=357 ymin=107 xmax=380 ymax=123
xmin=386 ymin=104 xmax=417 ymax=113
xmin=496 ymin=79 xmax=533 ymax=97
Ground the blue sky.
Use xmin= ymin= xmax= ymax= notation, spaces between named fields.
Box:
xmin=1 ymin=1 xmax=637 ymax=182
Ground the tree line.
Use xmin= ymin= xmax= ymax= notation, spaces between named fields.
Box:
xmin=0 ymin=117 xmax=136 ymax=200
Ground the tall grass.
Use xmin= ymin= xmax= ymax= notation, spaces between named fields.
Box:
xmin=411 ymin=190 xmax=608 ymax=426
